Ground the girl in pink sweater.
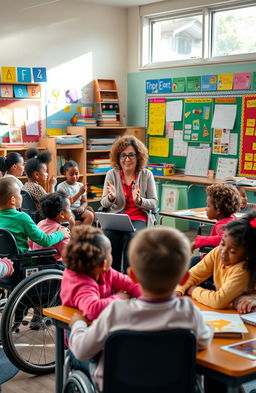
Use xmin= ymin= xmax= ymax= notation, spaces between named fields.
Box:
xmin=60 ymin=225 xmax=141 ymax=322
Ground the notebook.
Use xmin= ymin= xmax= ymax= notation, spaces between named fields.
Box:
xmin=95 ymin=212 xmax=136 ymax=232
xmin=241 ymin=312 xmax=256 ymax=327
xmin=201 ymin=311 xmax=248 ymax=338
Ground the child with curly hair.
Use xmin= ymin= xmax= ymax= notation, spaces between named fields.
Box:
xmin=23 ymin=148 xmax=56 ymax=210
xmin=29 ymin=191 xmax=75 ymax=262
xmin=60 ymin=225 xmax=141 ymax=322
xmin=176 ymin=211 xmax=256 ymax=309
xmin=191 ymin=183 xmax=241 ymax=254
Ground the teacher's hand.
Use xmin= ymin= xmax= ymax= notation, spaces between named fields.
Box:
xmin=106 ymin=181 xmax=116 ymax=202
xmin=132 ymin=183 xmax=142 ymax=205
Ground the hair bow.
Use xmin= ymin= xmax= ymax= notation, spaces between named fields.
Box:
xmin=249 ymin=218 xmax=256 ymax=228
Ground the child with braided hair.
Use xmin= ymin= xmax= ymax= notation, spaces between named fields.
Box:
xmin=60 ymin=225 xmax=141 ymax=322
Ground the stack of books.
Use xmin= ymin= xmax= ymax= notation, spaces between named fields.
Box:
xmin=57 ymin=155 xmax=67 ymax=175
xmin=87 ymin=137 xmax=117 ymax=151
xmin=97 ymin=103 xmax=121 ymax=126
xmin=76 ymin=106 xmax=97 ymax=126
xmin=87 ymin=184 xmax=104 ymax=199
xmin=87 ymin=158 xmax=112 ymax=174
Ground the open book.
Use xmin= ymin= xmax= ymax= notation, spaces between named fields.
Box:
xmin=223 ymin=177 xmax=256 ymax=187
xmin=201 ymin=311 xmax=248 ymax=338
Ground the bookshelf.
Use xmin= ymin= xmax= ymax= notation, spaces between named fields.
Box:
xmin=94 ymin=79 xmax=121 ymax=126
xmin=40 ymin=126 xmax=145 ymax=203
xmin=0 ymin=145 xmax=45 ymax=183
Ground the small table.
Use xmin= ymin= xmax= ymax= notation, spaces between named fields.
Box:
xmin=43 ymin=302 xmax=256 ymax=393
xmin=159 ymin=207 xmax=216 ymax=226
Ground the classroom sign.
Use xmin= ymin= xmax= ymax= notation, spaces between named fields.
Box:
xmin=183 ymin=98 xmax=213 ymax=143
xmin=146 ymin=79 xmax=172 ymax=94
xmin=239 ymin=95 xmax=256 ymax=177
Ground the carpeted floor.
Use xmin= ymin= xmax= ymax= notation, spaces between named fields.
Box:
xmin=0 ymin=348 xmax=19 ymax=385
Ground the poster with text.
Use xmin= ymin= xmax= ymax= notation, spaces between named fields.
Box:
xmin=239 ymin=95 xmax=256 ymax=177
xmin=183 ymin=98 xmax=213 ymax=143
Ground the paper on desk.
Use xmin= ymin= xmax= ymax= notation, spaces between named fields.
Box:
xmin=170 ymin=210 xmax=208 ymax=219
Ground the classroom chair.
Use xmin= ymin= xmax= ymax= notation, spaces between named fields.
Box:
xmin=20 ymin=189 xmax=41 ymax=223
xmin=63 ymin=329 xmax=202 ymax=393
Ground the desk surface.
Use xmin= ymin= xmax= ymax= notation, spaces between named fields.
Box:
xmin=154 ymin=174 xmax=256 ymax=192
xmin=43 ymin=302 xmax=256 ymax=379
xmin=159 ymin=207 xmax=216 ymax=225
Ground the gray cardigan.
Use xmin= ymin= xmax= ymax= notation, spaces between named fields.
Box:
xmin=101 ymin=168 xmax=158 ymax=227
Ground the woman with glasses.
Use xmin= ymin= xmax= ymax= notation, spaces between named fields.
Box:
xmin=101 ymin=135 xmax=158 ymax=273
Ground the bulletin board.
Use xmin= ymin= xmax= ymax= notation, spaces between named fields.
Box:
xmin=0 ymin=98 xmax=43 ymax=143
xmin=183 ymin=98 xmax=213 ymax=143
xmin=240 ymin=95 xmax=256 ymax=178
xmin=146 ymin=92 xmax=246 ymax=176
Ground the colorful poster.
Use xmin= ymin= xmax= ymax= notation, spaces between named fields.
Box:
xmin=172 ymin=78 xmax=186 ymax=93
xmin=147 ymin=98 xmax=166 ymax=136
xmin=148 ymin=136 xmax=169 ymax=157
xmin=201 ymin=75 xmax=217 ymax=91
xmin=17 ymin=67 xmax=31 ymax=83
xmin=14 ymin=84 xmax=28 ymax=98
xmin=234 ymin=72 xmax=251 ymax=90
xmin=1 ymin=67 xmax=16 ymax=83
xmin=239 ymin=95 xmax=256 ymax=177
xmin=212 ymin=128 xmax=230 ymax=155
xmin=186 ymin=76 xmax=201 ymax=92
xmin=217 ymin=74 xmax=234 ymax=90
xmin=183 ymin=98 xmax=213 ymax=143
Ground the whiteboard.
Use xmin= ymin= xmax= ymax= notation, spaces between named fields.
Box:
xmin=185 ymin=146 xmax=211 ymax=177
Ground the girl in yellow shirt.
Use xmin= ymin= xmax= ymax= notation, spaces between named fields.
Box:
xmin=176 ymin=210 xmax=256 ymax=309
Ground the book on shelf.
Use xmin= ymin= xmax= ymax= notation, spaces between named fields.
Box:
xmin=87 ymin=167 xmax=111 ymax=173
xmin=87 ymin=137 xmax=117 ymax=144
xmin=101 ymin=98 xmax=119 ymax=102
xmin=201 ymin=311 xmax=248 ymax=338
xmin=222 ymin=339 xmax=256 ymax=360
xmin=87 ymin=158 xmax=111 ymax=164
xmin=241 ymin=312 xmax=256 ymax=326
xmin=87 ymin=164 xmax=112 ymax=169
xmin=223 ymin=176 xmax=256 ymax=187
xmin=87 ymin=144 xmax=113 ymax=150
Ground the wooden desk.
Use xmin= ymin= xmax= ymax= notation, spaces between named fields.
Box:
xmin=159 ymin=207 xmax=216 ymax=226
xmin=154 ymin=174 xmax=256 ymax=193
xmin=43 ymin=303 xmax=256 ymax=393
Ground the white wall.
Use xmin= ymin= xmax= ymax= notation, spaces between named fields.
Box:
xmin=0 ymin=0 xmax=128 ymax=129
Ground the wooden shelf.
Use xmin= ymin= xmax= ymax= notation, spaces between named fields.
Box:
xmin=86 ymin=149 xmax=111 ymax=153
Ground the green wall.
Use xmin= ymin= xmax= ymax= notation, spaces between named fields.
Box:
xmin=127 ymin=62 xmax=256 ymax=126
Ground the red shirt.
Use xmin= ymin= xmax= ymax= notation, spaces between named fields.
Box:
xmin=120 ymin=171 xmax=147 ymax=222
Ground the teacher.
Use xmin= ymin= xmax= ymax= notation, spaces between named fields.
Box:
xmin=101 ymin=135 xmax=158 ymax=272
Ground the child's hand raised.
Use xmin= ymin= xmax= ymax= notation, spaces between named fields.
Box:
xmin=49 ymin=176 xmax=57 ymax=187
xmin=69 ymin=313 xmax=89 ymax=329
xmin=106 ymin=181 xmax=116 ymax=201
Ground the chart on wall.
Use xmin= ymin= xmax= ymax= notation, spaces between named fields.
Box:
xmin=239 ymin=95 xmax=256 ymax=177
xmin=182 ymin=98 xmax=213 ymax=143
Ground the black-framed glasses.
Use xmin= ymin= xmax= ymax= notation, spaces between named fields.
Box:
xmin=120 ymin=153 xmax=137 ymax=160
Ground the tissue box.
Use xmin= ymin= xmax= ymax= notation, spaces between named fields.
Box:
xmin=147 ymin=164 xmax=175 ymax=176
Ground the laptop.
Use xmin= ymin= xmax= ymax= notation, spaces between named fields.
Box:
xmin=95 ymin=212 xmax=136 ymax=232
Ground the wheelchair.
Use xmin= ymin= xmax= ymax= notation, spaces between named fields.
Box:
xmin=0 ymin=228 xmax=64 ymax=375
xmin=62 ymin=329 xmax=203 ymax=393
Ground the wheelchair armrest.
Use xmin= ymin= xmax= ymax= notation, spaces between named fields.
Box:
xmin=199 ymin=246 xmax=214 ymax=254
xmin=21 ymin=249 xmax=57 ymax=259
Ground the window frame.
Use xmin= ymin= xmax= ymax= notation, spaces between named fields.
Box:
xmin=141 ymin=0 xmax=256 ymax=69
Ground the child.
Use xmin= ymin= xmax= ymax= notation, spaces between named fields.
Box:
xmin=23 ymin=148 xmax=57 ymax=210
xmin=0 ymin=152 xmax=24 ymax=189
xmin=57 ymin=160 xmax=94 ymax=225
xmin=68 ymin=226 xmax=213 ymax=392
xmin=0 ymin=177 xmax=69 ymax=255
xmin=191 ymin=183 xmax=241 ymax=254
xmin=236 ymin=185 xmax=256 ymax=213
xmin=29 ymin=191 xmax=75 ymax=262
xmin=176 ymin=211 xmax=256 ymax=309
xmin=60 ymin=225 xmax=141 ymax=321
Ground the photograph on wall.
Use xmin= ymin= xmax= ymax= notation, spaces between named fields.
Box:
xmin=183 ymin=98 xmax=213 ymax=143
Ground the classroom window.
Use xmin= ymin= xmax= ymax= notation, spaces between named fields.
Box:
xmin=142 ymin=1 xmax=256 ymax=68
xmin=211 ymin=5 xmax=256 ymax=57
xmin=151 ymin=14 xmax=203 ymax=63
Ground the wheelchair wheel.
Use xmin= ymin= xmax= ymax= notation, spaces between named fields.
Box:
xmin=1 ymin=269 xmax=63 ymax=375
xmin=63 ymin=370 xmax=96 ymax=393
